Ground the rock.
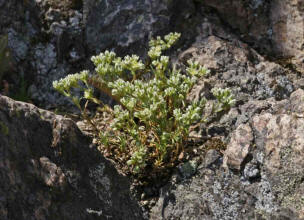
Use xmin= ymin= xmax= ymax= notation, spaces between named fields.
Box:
xmin=180 ymin=36 xmax=294 ymax=104
xmin=84 ymin=0 xmax=197 ymax=56
xmin=290 ymin=89 xmax=304 ymax=114
xmin=270 ymin=0 xmax=304 ymax=58
xmin=32 ymin=43 xmax=57 ymax=76
xmin=29 ymin=1 xmax=86 ymax=108
xmin=0 ymin=0 xmax=40 ymax=98
xmin=199 ymin=0 xmax=304 ymax=71
xmin=200 ymin=0 xmax=271 ymax=53
xmin=7 ymin=28 xmax=29 ymax=61
xmin=181 ymin=36 xmax=296 ymax=143
xmin=0 ymin=34 xmax=14 ymax=82
xmin=203 ymin=149 xmax=221 ymax=169
xmin=223 ymin=123 xmax=253 ymax=170
xmin=250 ymin=92 xmax=304 ymax=218
xmin=236 ymin=99 xmax=271 ymax=126
xmin=242 ymin=160 xmax=260 ymax=181
xmin=151 ymin=89 xmax=304 ymax=220
xmin=0 ymin=95 xmax=146 ymax=220
xmin=0 ymin=0 xmax=87 ymax=108
xmin=39 ymin=156 xmax=67 ymax=189
xmin=178 ymin=160 xmax=198 ymax=179
xmin=151 ymin=166 xmax=266 ymax=220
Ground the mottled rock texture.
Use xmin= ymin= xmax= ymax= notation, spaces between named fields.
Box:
xmin=84 ymin=0 xmax=197 ymax=56
xmin=1 ymin=0 xmax=303 ymax=107
xmin=151 ymin=89 xmax=304 ymax=220
xmin=181 ymin=36 xmax=294 ymax=102
xmin=1 ymin=1 xmax=304 ymax=220
xmin=201 ymin=0 xmax=304 ymax=71
xmin=148 ymin=33 xmax=304 ymax=219
xmin=180 ymin=35 xmax=298 ymax=140
xmin=0 ymin=95 xmax=146 ymax=220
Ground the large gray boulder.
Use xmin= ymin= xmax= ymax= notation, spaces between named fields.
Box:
xmin=0 ymin=95 xmax=146 ymax=220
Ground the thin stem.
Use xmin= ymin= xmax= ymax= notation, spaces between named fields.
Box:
xmin=87 ymin=76 xmax=125 ymax=108
xmin=81 ymin=100 xmax=99 ymax=134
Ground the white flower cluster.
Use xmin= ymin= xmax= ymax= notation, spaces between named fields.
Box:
xmin=127 ymin=146 xmax=147 ymax=173
xmin=52 ymin=70 xmax=89 ymax=95
xmin=122 ymin=55 xmax=145 ymax=74
xmin=91 ymin=51 xmax=145 ymax=81
xmin=111 ymin=105 xmax=131 ymax=130
xmin=186 ymin=60 xmax=210 ymax=76
xmin=173 ymin=99 xmax=206 ymax=127
xmin=148 ymin=32 xmax=181 ymax=60
xmin=52 ymin=71 xmax=89 ymax=108
xmin=211 ymin=88 xmax=236 ymax=112
xmin=152 ymin=56 xmax=169 ymax=76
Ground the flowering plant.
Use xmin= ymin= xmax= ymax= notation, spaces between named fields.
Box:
xmin=53 ymin=33 xmax=235 ymax=175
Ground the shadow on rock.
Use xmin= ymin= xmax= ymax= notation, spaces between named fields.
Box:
xmin=0 ymin=95 xmax=147 ymax=220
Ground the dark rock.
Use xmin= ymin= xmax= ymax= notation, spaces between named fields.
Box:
xmin=0 ymin=0 xmax=87 ymax=108
xmin=203 ymin=149 xmax=221 ymax=169
xmin=7 ymin=29 xmax=29 ymax=61
xmin=0 ymin=95 xmax=146 ymax=220
xmin=84 ymin=0 xmax=197 ymax=56
xmin=200 ymin=0 xmax=271 ymax=54
xmin=178 ymin=160 xmax=198 ymax=179
xmin=199 ymin=0 xmax=304 ymax=72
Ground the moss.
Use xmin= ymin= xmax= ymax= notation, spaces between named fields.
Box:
xmin=0 ymin=121 xmax=9 ymax=135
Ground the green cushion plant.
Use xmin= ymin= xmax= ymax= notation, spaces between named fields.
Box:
xmin=53 ymin=33 xmax=235 ymax=177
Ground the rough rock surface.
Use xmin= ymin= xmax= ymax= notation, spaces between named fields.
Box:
xmin=0 ymin=95 xmax=146 ymax=220
xmin=84 ymin=0 xmax=197 ymax=56
xmin=0 ymin=0 xmax=86 ymax=108
xmin=148 ymin=33 xmax=304 ymax=220
xmin=180 ymin=35 xmax=300 ymax=139
xmin=1 ymin=1 xmax=304 ymax=220
xmin=200 ymin=0 xmax=271 ymax=53
xmin=0 ymin=0 xmax=200 ymax=108
xmin=150 ymin=89 xmax=304 ymax=220
xmin=200 ymin=0 xmax=304 ymax=71
xmin=2 ymin=0 xmax=303 ymax=108
xmin=181 ymin=36 xmax=295 ymax=103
